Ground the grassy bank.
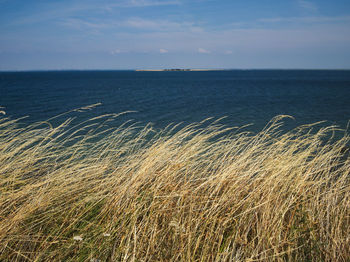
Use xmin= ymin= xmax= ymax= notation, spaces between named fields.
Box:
xmin=0 ymin=112 xmax=349 ymax=261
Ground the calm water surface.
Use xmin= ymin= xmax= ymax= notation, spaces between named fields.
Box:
xmin=1 ymin=70 xmax=350 ymax=132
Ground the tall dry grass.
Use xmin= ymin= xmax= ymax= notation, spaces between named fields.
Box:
xmin=0 ymin=111 xmax=349 ymax=261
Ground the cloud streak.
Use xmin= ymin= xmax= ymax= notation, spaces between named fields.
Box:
xmin=198 ymin=48 xmax=210 ymax=54
xmin=123 ymin=17 xmax=201 ymax=32
xmin=297 ymin=0 xmax=318 ymax=12
xmin=259 ymin=15 xmax=350 ymax=24
xmin=59 ymin=18 xmax=109 ymax=30
xmin=105 ymin=0 xmax=180 ymax=9
xmin=111 ymin=49 xmax=122 ymax=55
xmin=124 ymin=0 xmax=180 ymax=7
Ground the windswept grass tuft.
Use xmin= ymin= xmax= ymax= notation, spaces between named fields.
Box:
xmin=0 ymin=113 xmax=349 ymax=261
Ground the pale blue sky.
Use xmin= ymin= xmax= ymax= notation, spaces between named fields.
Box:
xmin=1 ymin=0 xmax=350 ymax=70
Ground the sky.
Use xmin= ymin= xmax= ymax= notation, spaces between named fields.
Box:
xmin=1 ymin=0 xmax=350 ymax=70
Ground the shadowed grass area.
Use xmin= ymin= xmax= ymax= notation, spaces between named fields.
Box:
xmin=0 ymin=112 xmax=349 ymax=261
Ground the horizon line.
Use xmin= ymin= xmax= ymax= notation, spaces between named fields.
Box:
xmin=1 ymin=68 xmax=350 ymax=73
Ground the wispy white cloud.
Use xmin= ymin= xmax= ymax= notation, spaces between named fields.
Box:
xmin=60 ymin=15 xmax=350 ymax=34
xmin=297 ymin=0 xmax=318 ymax=13
xmin=107 ymin=21 xmax=350 ymax=56
xmin=198 ymin=48 xmax=210 ymax=54
xmin=57 ymin=16 xmax=203 ymax=37
xmin=259 ymin=15 xmax=350 ymax=24
xmin=159 ymin=48 xmax=169 ymax=53
xmin=59 ymin=18 xmax=109 ymax=30
xmin=105 ymin=0 xmax=180 ymax=9
xmin=127 ymin=0 xmax=180 ymax=7
xmin=10 ymin=1 xmax=181 ymax=26
xmin=123 ymin=17 xmax=201 ymax=32
xmin=111 ymin=49 xmax=122 ymax=55
xmin=125 ymin=17 xmax=167 ymax=29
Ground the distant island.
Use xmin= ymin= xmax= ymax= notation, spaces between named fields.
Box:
xmin=135 ymin=69 xmax=220 ymax=71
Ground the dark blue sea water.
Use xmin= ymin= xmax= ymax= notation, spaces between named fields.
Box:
xmin=1 ymin=70 xmax=350 ymax=132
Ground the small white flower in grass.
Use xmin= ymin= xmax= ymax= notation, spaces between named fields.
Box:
xmin=73 ymin=235 xmax=83 ymax=241
xmin=103 ymin=233 xmax=111 ymax=237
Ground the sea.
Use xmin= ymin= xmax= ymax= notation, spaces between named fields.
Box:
xmin=1 ymin=70 xmax=350 ymax=133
